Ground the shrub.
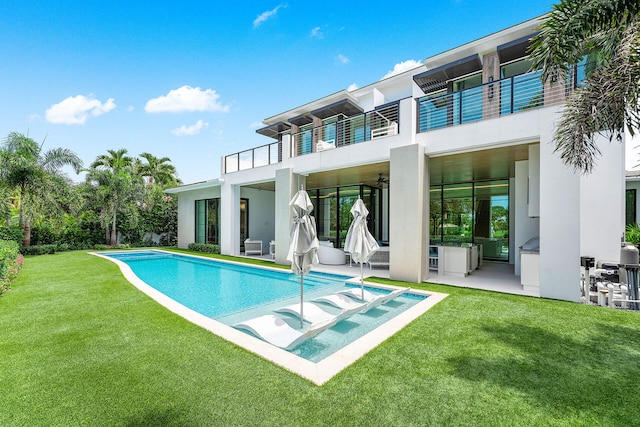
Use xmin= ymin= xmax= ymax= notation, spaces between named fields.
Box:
xmin=20 ymin=244 xmax=57 ymax=256
xmin=626 ymin=224 xmax=640 ymax=247
xmin=0 ymin=240 xmax=23 ymax=295
xmin=187 ymin=243 xmax=220 ymax=254
xmin=92 ymin=244 xmax=131 ymax=251
xmin=0 ymin=225 xmax=24 ymax=246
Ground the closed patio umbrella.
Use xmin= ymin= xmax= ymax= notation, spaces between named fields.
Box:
xmin=286 ymin=187 xmax=319 ymax=328
xmin=344 ymin=197 xmax=379 ymax=300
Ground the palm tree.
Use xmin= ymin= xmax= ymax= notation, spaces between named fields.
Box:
xmin=86 ymin=149 xmax=143 ymax=246
xmin=90 ymin=148 xmax=132 ymax=173
xmin=138 ymin=152 xmax=180 ymax=187
xmin=0 ymin=132 xmax=83 ymax=245
xmin=529 ymin=0 xmax=640 ymax=174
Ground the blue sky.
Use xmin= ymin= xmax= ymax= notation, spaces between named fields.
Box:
xmin=0 ymin=1 xmax=557 ymax=184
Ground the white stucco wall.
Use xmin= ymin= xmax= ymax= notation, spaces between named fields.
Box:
xmin=579 ymin=135 xmax=625 ymax=263
xmin=175 ymin=185 xmax=222 ymax=249
xmin=538 ymin=115 xmax=581 ymax=302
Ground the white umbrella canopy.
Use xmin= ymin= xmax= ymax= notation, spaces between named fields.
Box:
xmin=286 ymin=188 xmax=319 ymax=327
xmin=344 ymin=198 xmax=379 ymax=300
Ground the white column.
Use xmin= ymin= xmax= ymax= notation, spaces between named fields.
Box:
xmin=539 ymin=124 xmax=580 ymax=301
xmin=274 ymin=168 xmax=306 ymax=265
xmin=389 ymin=144 xmax=428 ymax=282
xmin=220 ymin=181 xmax=240 ymax=256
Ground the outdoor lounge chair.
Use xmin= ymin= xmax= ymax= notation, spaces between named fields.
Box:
xmin=244 ymin=239 xmax=263 ymax=256
xmin=275 ymin=302 xmax=363 ymax=324
xmin=338 ymin=287 xmax=410 ymax=312
xmin=312 ymin=293 xmax=368 ymax=311
xmin=319 ymin=287 xmax=410 ymax=313
xmin=234 ymin=314 xmax=336 ymax=350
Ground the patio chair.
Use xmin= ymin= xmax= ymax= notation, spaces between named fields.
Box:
xmin=367 ymin=248 xmax=389 ymax=269
xmin=317 ymin=240 xmax=347 ymax=265
xmin=244 ymin=239 xmax=263 ymax=256
xmin=316 ymin=139 xmax=336 ymax=152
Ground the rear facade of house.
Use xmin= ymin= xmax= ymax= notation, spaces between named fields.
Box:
xmin=167 ymin=16 xmax=627 ymax=302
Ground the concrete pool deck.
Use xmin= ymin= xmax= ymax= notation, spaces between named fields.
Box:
xmin=93 ymin=250 xmax=448 ymax=386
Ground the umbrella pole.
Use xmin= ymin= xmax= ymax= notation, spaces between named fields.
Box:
xmin=299 ymin=254 xmax=304 ymax=329
xmin=360 ymin=262 xmax=364 ymax=301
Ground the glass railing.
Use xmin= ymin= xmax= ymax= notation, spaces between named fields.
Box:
xmin=290 ymin=101 xmax=400 ymax=157
xmin=417 ymin=70 xmax=558 ymax=133
xmin=224 ymin=141 xmax=280 ymax=173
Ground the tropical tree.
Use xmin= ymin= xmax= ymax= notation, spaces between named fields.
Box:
xmin=138 ymin=152 xmax=180 ymax=188
xmin=529 ymin=0 xmax=640 ymax=174
xmin=0 ymin=132 xmax=83 ymax=245
xmin=86 ymin=149 xmax=144 ymax=245
xmin=90 ymin=148 xmax=132 ymax=173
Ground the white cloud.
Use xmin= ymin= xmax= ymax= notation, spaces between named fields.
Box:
xmin=249 ymin=121 xmax=263 ymax=129
xmin=253 ymin=4 xmax=284 ymax=28
xmin=45 ymin=95 xmax=115 ymax=125
xmin=310 ymin=26 xmax=323 ymax=39
xmin=382 ymin=59 xmax=423 ymax=79
xmin=336 ymin=54 xmax=349 ymax=64
xmin=347 ymin=83 xmax=358 ymax=92
xmin=172 ymin=119 xmax=209 ymax=136
xmin=145 ymin=86 xmax=229 ymax=113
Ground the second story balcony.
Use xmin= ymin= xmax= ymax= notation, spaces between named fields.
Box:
xmin=290 ymin=101 xmax=400 ymax=157
xmin=416 ymin=70 xmax=574 ymax=133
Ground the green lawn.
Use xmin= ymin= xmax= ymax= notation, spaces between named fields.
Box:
xmin=2 ymin=251 xmax=639 ymax=426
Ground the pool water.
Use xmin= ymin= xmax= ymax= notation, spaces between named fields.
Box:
xmin=103 ymin=250 xmax=426 ymax=363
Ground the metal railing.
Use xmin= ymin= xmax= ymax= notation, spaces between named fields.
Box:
xmin=416 ymin=70 xmax=569 ymax=133
xmin=224 ymin=141 xmax=280 ymax=173
xmin=290 ymin=101 xmax=400 ymax=157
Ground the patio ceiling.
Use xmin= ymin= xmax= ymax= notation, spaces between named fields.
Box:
xmin=242 ymin=144 xmax=532 ymax=192
xmin=429 ymin=144 xmax=531 ymax=185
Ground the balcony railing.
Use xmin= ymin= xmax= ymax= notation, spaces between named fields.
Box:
xmin=290 ymin=101 xmax=400 ymax=157
xmin=224 ymin=141 xmax=280 ymax=173
xmin=417 ymin=70 xmax=569 ymax=133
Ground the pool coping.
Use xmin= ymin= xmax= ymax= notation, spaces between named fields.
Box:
xmin=91 ymin=250 xmax=448 ymax=386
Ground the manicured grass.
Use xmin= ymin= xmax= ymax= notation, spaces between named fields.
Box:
xmin=2 ymin=251 xmax=639 ymax=426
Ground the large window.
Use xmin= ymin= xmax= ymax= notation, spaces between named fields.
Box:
xmin=627 ymin=189 xmax=637 ymax=226
xmin=310 ymin=185 xmax=381 ymax=248
xmin=430 ymin=180 xmax=509 ymax=261
xmin=195 ymin=198 xmax=220 ymax=244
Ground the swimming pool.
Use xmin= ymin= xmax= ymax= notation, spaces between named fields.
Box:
xmin=105 ymin=250 xmax=351 ymax=319
xmin=96 ymin=250 xmax=447 ymax=384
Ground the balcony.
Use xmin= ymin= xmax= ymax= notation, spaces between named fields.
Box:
xmin=290 ymin=101 xmax=400 ymax=157
xmin=417 ymin=70 xmax=570 ymax=133
xmin=224 ymin=141 xmax=280 ymax=174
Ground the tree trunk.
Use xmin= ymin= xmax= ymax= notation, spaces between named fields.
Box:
xmin=105 ymin=227 xmax=110 ymax=245
xmin=111 ymin=209 xmax=117 ymax=246
xmin=110 ymin=226 xmax=117 ymax=247
xmin=23 ymin=220 xmax=31 ymax=247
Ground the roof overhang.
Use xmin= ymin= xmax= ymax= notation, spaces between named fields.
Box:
xmin=288 ymin=114 xmax=314 ymax=126
xmin=164 ymin=178 xmax=224 ymax=194
xmin=255 ymin=121 xmax=290 ymax=139
xmin=497 ymin=33 xmax=539 ymax=63
xmin=262 ymin=90 xmax=361 ymax=126
xmin=310 ymin=98 xmax=363 ymax=119
xmin=413 ymin=54 xmax=482 ymax=93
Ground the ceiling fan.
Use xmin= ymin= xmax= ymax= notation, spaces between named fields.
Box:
xmin=376 ymin=173 xmax=389 ymax=186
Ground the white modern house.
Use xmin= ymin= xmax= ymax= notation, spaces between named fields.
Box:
xmin=167 ymin=15 xmax=628 ymax=303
